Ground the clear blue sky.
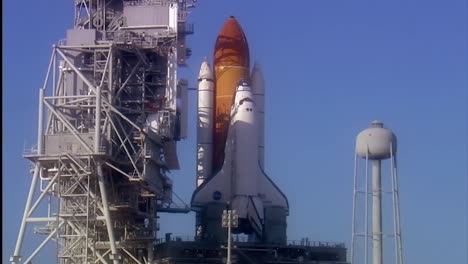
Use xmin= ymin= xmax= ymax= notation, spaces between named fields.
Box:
xmin=3 ymin=0 xmax=467 ymax=263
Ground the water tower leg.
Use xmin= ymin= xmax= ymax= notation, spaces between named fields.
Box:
xmin=372 ymin=160 xmax=383 ymax=264
xmin=350 ymin=154 xmax=358 ymax=263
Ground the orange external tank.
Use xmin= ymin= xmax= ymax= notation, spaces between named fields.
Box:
xmin=212 ymin=16 xmax=250 ymax=174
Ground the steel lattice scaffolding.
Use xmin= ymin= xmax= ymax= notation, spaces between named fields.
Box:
xmin=11 ymin=1 xmax=195 ymax=263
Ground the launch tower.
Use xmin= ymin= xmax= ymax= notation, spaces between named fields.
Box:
xmin=10 ymin=1 xmax=195 ymax=263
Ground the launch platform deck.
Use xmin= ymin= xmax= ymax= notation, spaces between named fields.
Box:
xmin=152 ymin=237 xmax=348 ymax=264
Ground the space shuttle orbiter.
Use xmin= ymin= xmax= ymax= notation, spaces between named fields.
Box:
xmin=192 ymin=17 xmax=289 ymax=244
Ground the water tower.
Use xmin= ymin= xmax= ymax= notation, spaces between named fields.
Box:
xmin=351 ymin=120 xmax=404 ymax=264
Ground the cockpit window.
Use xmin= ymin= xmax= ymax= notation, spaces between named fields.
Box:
xmin=236 ymin=85 xmax=251 ymax=92
xmin=239 ymin=98 xmax=254 ymax=105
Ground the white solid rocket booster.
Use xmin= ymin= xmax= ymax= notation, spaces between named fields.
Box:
xmin=251 ymin=63 xmax=265 ymax=169
xmin=196 ymin=59 xmax=214 ymax=187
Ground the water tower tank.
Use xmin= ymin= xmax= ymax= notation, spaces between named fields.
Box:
xmin=355 ymin=120 xmax=397 ymax=160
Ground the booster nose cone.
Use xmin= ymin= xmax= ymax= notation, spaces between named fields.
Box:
xmin=198 ymin=59 xmax=213 ymax=80
xmin=252 ymin=62 xmax=261 ymax=71
xmin=251 ymin=63 xmax=265 ymax=93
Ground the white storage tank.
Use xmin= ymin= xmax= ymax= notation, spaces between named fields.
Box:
xmin=355 ymin=120 xmax=397 ymax=160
